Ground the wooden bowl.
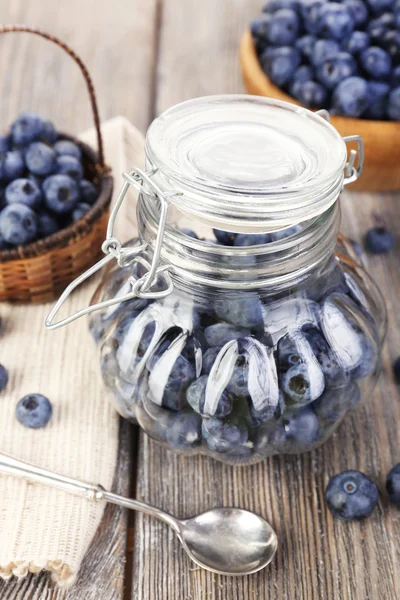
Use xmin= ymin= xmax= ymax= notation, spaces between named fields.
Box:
xmin=240 ymin=29 xmax=400 ymax=192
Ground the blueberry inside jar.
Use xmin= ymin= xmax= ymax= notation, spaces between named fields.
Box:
xmin=90 ymin=95 xmax=386 ymax=465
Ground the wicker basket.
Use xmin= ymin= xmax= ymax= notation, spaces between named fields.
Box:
xmin=0 ymin=26 xmax=113 ymax=303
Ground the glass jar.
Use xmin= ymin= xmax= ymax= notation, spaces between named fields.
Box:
xmin=86 ymin=96 xmax=386 ymax=465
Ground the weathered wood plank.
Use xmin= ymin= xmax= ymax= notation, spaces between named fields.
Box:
xmin=132 ymin=0 xmax=400 ymax=598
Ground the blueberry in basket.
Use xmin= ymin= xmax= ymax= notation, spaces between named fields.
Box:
xmin=0 ymin=112 xmax=99 ymax=249
xmin=251 ymin=0 xmax=400 ymax=119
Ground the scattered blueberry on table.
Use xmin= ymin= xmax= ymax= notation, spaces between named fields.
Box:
xmin=0 ymin=112 xmax=99 ymax=250
xmin=386 ymin=463 xmax=400 ymax=505
xmin=251 ymin=0 xmax=400 ymax=118
xmin=0 ymin=364 xmax=8 ymax=392
xmin=365 ymin=213 xmax=394 ymax=253
xmin=16 ymin=393 xmax=52 ymax=429
xmin=325 ymin=470 xmax=379 ymax=520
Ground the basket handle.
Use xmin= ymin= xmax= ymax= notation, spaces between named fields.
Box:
xmin=0 ymin=25 xmax=105 ymax=168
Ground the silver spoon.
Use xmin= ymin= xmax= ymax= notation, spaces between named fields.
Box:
xmin=0 ymin=452 xmax=277 ymax=576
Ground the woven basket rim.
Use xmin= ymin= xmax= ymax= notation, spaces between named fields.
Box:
xmin=0 ymin=132 xmax=113 ymax=263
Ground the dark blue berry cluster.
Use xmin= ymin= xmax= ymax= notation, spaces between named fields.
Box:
xmin=0 ymin=112 xmax=98 ymax=249
xmin=251 ymin=0 xmax=400 ymax=119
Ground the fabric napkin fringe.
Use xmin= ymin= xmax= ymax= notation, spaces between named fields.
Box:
xmin=0 ymin=560 xmax=75 ymax=587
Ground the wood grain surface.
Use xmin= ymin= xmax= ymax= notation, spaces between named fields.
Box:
xmin=1 ymin=0 xmax=400 ymax=599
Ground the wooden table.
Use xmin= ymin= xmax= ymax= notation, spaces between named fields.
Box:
xmin=0 ymin=1 xmax=399 ymax=598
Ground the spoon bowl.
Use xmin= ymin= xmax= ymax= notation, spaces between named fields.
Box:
xmin=178 ymin=507 xmax=278 ymax=576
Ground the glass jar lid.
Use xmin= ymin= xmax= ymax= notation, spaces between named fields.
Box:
xmin=146 ymin=95 xmax=351 ymax=232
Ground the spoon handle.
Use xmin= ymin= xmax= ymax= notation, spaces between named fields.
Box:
xmin=0 ymin=452 xmax=179 ymax=530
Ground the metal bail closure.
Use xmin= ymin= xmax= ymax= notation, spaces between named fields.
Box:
xmin=343 ymin=135 xmax=364 ymax=186
xmin=45 ymin=167 xmax=174 ymax=330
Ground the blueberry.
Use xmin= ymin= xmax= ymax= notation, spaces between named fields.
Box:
xmin=293 ymin=65 xmax=314 ymax=84
xmin=313 ymin=382 xmax=360 ymax=424
xmin=317 ymin=52 xmax=357 ymax=89
xmin=393 ymin=357 xmax=400 ymax=383
xmin=43 ymin=174 xmax=79 ymax=214
xmin=187 ymin=375 xmax=233 ymax=417
xmin=79 ymin=179 xmax=98 ymax=205
xmin=381 ymin=30 xmax=400 ymax=64
xmin=255 ymin=421 xmax=287 ymax=455
xmin=56 ymin=155 xmax=83 ymax=180
xmin=5 ymin=178 xmax=41 ymax=209
xmin=26 ymin=142 xmax=57 ymax=176
xmin=204 ymin=323 xmax=250 ymax=347
xmin=388 ymin=87 xmax=400 ymax=120
xmin=213 ymin=228 xmax=236 ymax=245
xmin=16 ymin=393 xmax=52 ymax=429
xmin=148 ymin=348 xmax=195 ymax=410
xmin=260 ymin=46 xmax=301 ymax=87
xmin=386 ymin=464 xmax=400 ymax=506
xmin=342 ymin=31 xmax=370 ymax=55
xmin=202 ymin=346 xmax=222 ymax=374
xmin=364 ymin=81 xmax=389 ymax=119
xmin=215 ymin=295 xmax=263 ymax=328
xmin=300 ymin=0 xmax=327 ymax=34
xmin=343 ymin=0 xmax=369 ymax=27
xmin=297 ymin=80 xmax=328 ymax=107
xmin=368 ymin=13 xmax=394 ymax=40
xmin=284 ymin=407 xmax=320 ymax=445
xmin=40 ymin=120 xmax=57 ymax=145
xmin=0 ymin=134 xmax=10 ymax=153
xmin=180 ymin=227 xmax=199 ymax=239
xmin=0 ymin=203 xmax=37 ymax=245
xmin=0 ymin=364 xmax=8 ymax=391
xmin=263 ymin=0 xmax=300 ymax=12
xmin=303 ymin=326 xmax=349 ymax=386
xmin=312 ymin=39 xmax=340 ymax=67
xmin=350 ymin=330 xmax=377 ymax=380
xmin=53 ymin=139 xmax=82 ymax=160
xmin=325 ymin=471 xmax=378 ymax=520
xmin=37 ymin=210 xmax=59 ymax=237
xmin=366 ymin=0 xmax=393 ymax=14
xmin=251 ymin=15 xmax=271 ymax=52
xmin=365 ymin=225 xmax=394 ymax=253
xmin=10 ymin=112 xmax=43 ymax=146
xmin=332 ymin=77 xmax=369 ymax=117
xmin=0 ymin=150 xmax=25 ymax=181
xmin=295 ymin=35 xmax=316 ymax=59
xmin=72 ymin=202 xmax=91 ymax=221
xmin=234 ymin=233 xmax=272 ymax=246
xmin=360 ymin=47 xmax=392 ymax=79
xmin=266 ymin=8 xmax=300 ymax=46
xmin=317 ymin=3 xmax=354 ymax=39
xmin=270 ymin=225 xmax=301 ymax=240
xmin=202 ymin=416 xmax=249 ymax=454
xmin=282 ymin=363 xmax=320 ymax=404
xmin=166 ymin=409 xmax=202 ymax=449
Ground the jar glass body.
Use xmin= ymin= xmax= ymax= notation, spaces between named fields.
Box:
xmin=90 ymin=197 xmax=386 ymax=465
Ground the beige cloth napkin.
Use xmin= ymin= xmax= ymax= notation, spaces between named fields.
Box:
xmin=0 ymin=117 xmax=145 ymax=587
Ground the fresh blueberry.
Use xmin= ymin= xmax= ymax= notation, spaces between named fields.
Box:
xmin=56 ymin=155 xmax=83 ymax=180
xmin=213 ymin=228 xmax=236 ymax=245
xmin=313 ymin=382 xmax=360 ymax=424
xmin=342 ymin=31 xmax=370 ymax=55
xmin=297 ymin=80 xmax=328 ymax=107
xmin=317 ymin=52 xmax=357 ymax=89
xmin=251 ymin=15 xmax=271 ymax=53
xmin=234 ymin=233 xmax=272 ymax=246
xmin=10 ymin=112 xmax=43 ymax=146
xmin=266 ymin=8 xmax=300 ymax=46
xmin=282 ymin=363 xmax=321 ymax=405
xmin=5 ymin=178 xmax=41 ymax=209
xmin=215 ymin=295 xmax=263 ymax=328
xmin=26 ymin=142 xmax=57 ymax=176
xmin=16 ymin=393 xmax=52 ymax=429
xmin=293 ymin=65 xmax=314 ymax=83
xmin=381 ymin=30 xmax=400 ymax=64
xmin=180 ymin=227 xmax=199 ymax=239
xmin=368 ymin=13 xmax=394 ymax=40
xmin=186 ymin=375 xmax=233 ymax=417
xmin=386 ymin=464 xmax=400 ymax=506
xmin=79 ymin=179 xmax=97 ymax=205
xmin=343 ymin=0 xmax=369 ymax=27
xmin=263 ymin=0 xmax=300 ymax=13
xmin=0 ymin=364 xmax=8 ymax=391
xmin=72 ymin=202 xmax=91 ymax=221
xmin=40 ymin=120 xmax=57 ymax=145
xmin=255 ymin=421 xmax=287 ymax=455
xmin=317 ymin=3 xmax=355 ymax=40
xmin=295 ymin=35 xmax=316 ymax=59
xmin=0 ymin=134 xmax=10 ymax=153
xmin=0 ymin=150 xmax=25 ymax=181
xmin=260 ymin=46 xmax=301 ymax=87
xmin=202 ymin=416 xmax=249 ymax=454
xmin=350 ymin=330 xmax=377 ymax=380
xmin=366 ymin=0 xmax=394 ymax=14
xmin=0 ymin=203 xmax=37 ymax=245
xmin=388 ymin=87 xmax=400 ymax=120
xmin=150 ymin=352 xmax=195 ymax=411
xmin=325 ymin=470 xmax=378 ymax=520
xmin=360 ymin=47 xmax=392 ymax=79
xmin=284 ymin=407 xmax=320 ymax=445
xmin=53 ymin=139 xmax=82 ymax=160
xmin=332 ymin=77 xmax=370 ymax=117
xmin=312 ymin=39 xmax=340 ymax=67
xmin=270 ymin=225 xmax=301 ymax=240
xmin=393 ymin=357 xmax=400 ymax=383
xmin=37 ymin=210 xmax=59 ymax=237
xmin=303 ymin=326 xmax=349 ymax=386
xmin=43 ymin=174 xmax=79 ymax=214
xmin=365 ymin=81 xmax=389 ymax=119
xmin=204 ymin=323 xmax=250 ymax=347
xmin=365 ymin=226 xmax=394 ymax=253
xmin=300 ymin=0 xmax=327 ymax=34
xmin=166 ymin=409 xmax=202 ymax=449
xmin=202 ymin=346 xmax=222 ymax=374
